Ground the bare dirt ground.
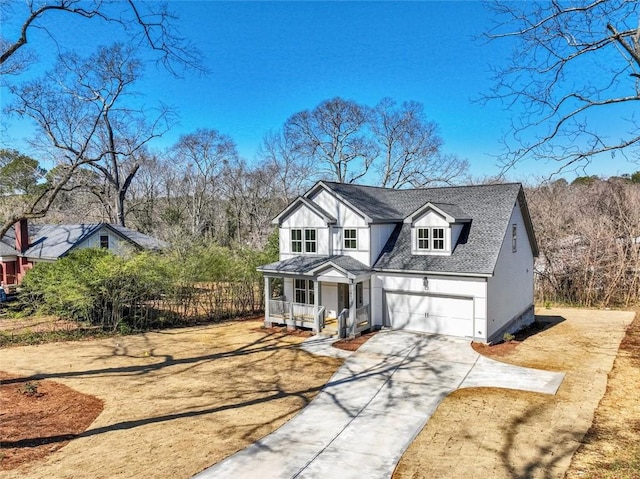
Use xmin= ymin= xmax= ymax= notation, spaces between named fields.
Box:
xmin=393 ymin=307 xmax=636 ymax=479
xmin=0 ymin=319 xmax=342 ymax=478
xmin=566 ymin=311 xmax=640 ymax=479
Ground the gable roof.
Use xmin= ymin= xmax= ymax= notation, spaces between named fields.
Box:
xmin=272 ymin=196 xmax=337 ymax=226
xmin=258 ymin=255 xmax=370 ymax=279
xmin=374 ymin=183 xmax=537 ymax=275
xmin=404 ymin=202 xmax=472 ymax=224
xmin=2 ymin=223 xmax=167 ymax=260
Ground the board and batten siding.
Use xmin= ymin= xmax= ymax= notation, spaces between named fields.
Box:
xmin=331 ymin=227 xmax=370 ymax=266
xmin=279 ymin=204 xmax=330 ymax=259
xmin=372 ymin=273 xmax=488 ymax=340
xmin=309 ymin=189 xmax=368 ymax=227
xmin=76 ymin=228 xmax=125 ymax=252
xmin=370 ymin=224 xmax=397 ymax=266
xmin=486 ymin=201 xmax=535 ymax=341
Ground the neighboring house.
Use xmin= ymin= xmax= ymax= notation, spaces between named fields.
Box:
xmin=258 ymin=181 xmax=538 ymax=344
xmin=0 ymin=219 xmax=167 ymax=286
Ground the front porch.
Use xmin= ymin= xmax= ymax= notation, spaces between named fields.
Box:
xmin=259 ymin=255 xmax=373 ymax=339
xmin=267 ymin=298 xmax=371 ymax=338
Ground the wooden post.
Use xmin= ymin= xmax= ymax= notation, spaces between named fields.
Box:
xmin=264 ymin=276 xmax=271 ymax=328
xmin=314 ymin=280 xmax=320 ymax=333
xmin=349 ymin=281 xmax=356 ymax=338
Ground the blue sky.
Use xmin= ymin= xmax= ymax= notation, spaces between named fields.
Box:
xmin=1 ymin=1 xmax=638 ymax=182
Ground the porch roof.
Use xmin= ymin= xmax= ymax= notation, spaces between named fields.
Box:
xmin=258 ymin=255 xmax=371 ymax=279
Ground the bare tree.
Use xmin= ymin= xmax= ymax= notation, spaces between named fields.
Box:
xmin=170 ymin=129 xmax=239 ymax=238
xmin=484 ymin=1 xmax=640 ymax=174
xmin=0 ymin=0 xmax=202 ymax=76
xmin=371 ymin=98 xmax=468 ymax=188
xmin=284 ymin=97 xmax=378 ymax=183
xmin=3 ymin=43 xmax=172 ymax=234
xmin=258 ymin=130 xmax=315 ymax=202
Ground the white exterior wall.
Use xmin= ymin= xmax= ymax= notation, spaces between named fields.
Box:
xmin=310 ymin=189 xmax=367 ymax=227
xmin=370 ymin=223 xmax=397 ymax=266
xmin=75 ymin=228 xmax=130 ymax=253
xmin=486 ymin=202 xmax=535 ymax=340
xmin=411 ymin=211 xmax=452 ymax=255
xmin=451 ymin=224 xmax=465 ymax=249
xmin=331 ymin=226 xmax=370 ymax=265
xmin=373 ymin=273 xmax=488 ymax=340
xmin=279 ymin=204 xmax=330 ymax=260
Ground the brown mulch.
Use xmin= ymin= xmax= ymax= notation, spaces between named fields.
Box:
xmin=0 ymin=372 xmax=103 ymax=470
xmin=332 ymin=330 xmax=377 ymax=351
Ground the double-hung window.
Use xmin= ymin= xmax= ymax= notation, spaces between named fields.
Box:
xmin=304 ymin=229 xmax=316 ymax=253
xmin=100 ymin=235 xmax=109 ymax=249
xmin=294 ymin=279 xmax=314 ymax=304
xmin=344 ymin=229 xmax=357 ymax=249
xmin=432 ymin=228 xmax=445 ymax=250
xmin=417 ymin=228 xmax=430 ymax=250
xmin=291 ymin=229 xmax=302 ymax=253
xmin=417 ymin=227 xmax=446 ymax=251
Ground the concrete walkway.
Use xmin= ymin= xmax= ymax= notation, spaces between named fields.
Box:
xmin=194 ymin=330 xmax=565 ymax=479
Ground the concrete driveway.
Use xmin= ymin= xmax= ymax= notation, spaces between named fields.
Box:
xmin=194 ymin=330 xmax=564 ymax=479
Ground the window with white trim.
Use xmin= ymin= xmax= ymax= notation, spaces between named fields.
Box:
xmin=304 ymin=229 xmax=316 ymax=253
xmin=432 ymin=228 xmax=445 ymax=250
xmin=416 ymin=227 xmax=447 ymax=252
xmin=344 ymin=229 xmax=357 ymax=249
xmin=294 ymin=279 xmax=314 ymax=304
xmin=291 ymin=229 xmax=302 ymax=253
xmin=512 ymin=224 xmax=517 ymax=253
xmin=417 ymin=228 xmax=430 ymax=250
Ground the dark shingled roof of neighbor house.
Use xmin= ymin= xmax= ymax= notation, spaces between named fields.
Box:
xmin=14 ymin=223 xmax=168 ymax=260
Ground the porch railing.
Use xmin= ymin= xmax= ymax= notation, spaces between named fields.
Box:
xmin=268 ymin=299 xmax=326 ymax=332
xmin=354 ymin=304 xmax=370 ymax=335
xmin=268 ymin=300 xmax=369 ymax=338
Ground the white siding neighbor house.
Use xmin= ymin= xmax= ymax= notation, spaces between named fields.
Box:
xmin=258 ymin=181 xmax=538 ymax=343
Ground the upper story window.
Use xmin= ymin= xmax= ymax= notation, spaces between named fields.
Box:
xmin=512 ymin=224 xmax=517 ymax=253
xmin=291 ymin=229 xmax=302 ymax=253
xmin=290 ymin=228 xmax=317 ymax=254
xmin=432 ymin=228 xmax=445 ymax=250
xmin=100 ymin=235 xmax=109 ymax=249
xmin=417 ymin=228 xmax=429 ymax=250
xmin=344 ymin=229 xmax=357 ymax=249
xmin=304 ymin=229 xmax=317 ymax=253
xmin=416 ymin=227 xmax=446 ymax=252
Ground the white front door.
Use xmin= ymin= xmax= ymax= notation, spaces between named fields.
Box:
xmin=385 ymin=292 xmax=474 ymax=337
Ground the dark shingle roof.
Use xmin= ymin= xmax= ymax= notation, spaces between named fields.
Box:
xmin=372 ymin=183 xmax=524 ymax=275
xmin=259 ymin=255 xmax=370 ymax=278
xmin=0 ymin=238 xmax=16 ymax=256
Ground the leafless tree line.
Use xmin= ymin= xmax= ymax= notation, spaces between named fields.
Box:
xmin=528 ymin=178 xmax=640 ymax=308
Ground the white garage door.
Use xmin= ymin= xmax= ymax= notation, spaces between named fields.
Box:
xmin=385 ymin=292 xmax=474 ymax=337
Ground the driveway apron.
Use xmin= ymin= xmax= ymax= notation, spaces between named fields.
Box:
xmin=194 ymin=330 xmax=564 ymax=479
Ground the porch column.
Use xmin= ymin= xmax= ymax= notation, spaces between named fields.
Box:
xmin=264 ymin=276 xmax=272 ymax=328
xmin=349 ymin=281 xmax=356 ymax=338
xmin=313 ymin=280 xmax=320 ymax=334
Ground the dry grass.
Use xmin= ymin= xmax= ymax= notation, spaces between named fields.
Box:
xmin=0 ymin=319 xmax=342 ymax=478
xmin=393 ymin=308 xmax=635 ymax=479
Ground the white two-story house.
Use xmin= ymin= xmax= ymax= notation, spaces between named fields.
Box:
xmin=257 ymin=181 xmax=538 ymax=343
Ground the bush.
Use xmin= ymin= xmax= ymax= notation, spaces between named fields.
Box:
xmin=19 ymin=243 xmax=270 ymax=332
